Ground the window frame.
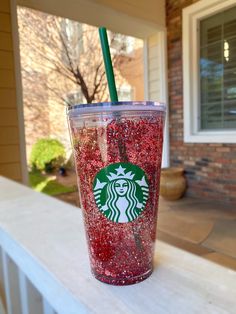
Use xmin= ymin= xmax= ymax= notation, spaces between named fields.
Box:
xmin=183 ymin=0 xmax=236 ymax=143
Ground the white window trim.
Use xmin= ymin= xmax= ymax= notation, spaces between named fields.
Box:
xmin=183 ymin=0 xmax=236 ymax=143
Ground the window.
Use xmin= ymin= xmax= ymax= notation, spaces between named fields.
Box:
xmin=183 ymin=0 xmax=236 ymax=143
xmin=65 ymin=90 xmax=83 ymax=106
xmin=200 ymin=7 xmax=236 ymax=130
xmin=117 ymin=85 xmax=133 ymax=101
xmin=109 ymin=32 xmax=135 ymax=55
xmin=61 ymin=19 xmax=84 ymax=66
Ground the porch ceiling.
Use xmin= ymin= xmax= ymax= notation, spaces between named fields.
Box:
xmin=17 ymin=0 xmax=166 ymax=38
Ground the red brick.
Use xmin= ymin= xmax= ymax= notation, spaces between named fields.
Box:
xmin=216 ymin=147 xmax=231 ymax=153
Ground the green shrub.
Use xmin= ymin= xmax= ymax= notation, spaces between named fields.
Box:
xmin=30 ymin=138 xmax=66 ymax=172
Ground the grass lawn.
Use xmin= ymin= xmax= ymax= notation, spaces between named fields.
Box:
xmin=29 ymin=171 xmax=76 ymax=196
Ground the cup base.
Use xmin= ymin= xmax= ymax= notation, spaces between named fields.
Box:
xmin=92 ymin=267 xmax=153 ymax=286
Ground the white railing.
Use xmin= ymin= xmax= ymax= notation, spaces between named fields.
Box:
xmin=0 ymin=176 xmax=235 ymax=314
xmin=1 ymin=250 xmax=56 ymax=314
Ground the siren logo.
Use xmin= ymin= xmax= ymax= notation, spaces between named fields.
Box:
xmin=93 ymin=162 xmax=149 ymax=223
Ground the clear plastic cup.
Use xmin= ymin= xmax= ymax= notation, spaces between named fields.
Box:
xmin=68 ymin=101 xmax=165 ymax=285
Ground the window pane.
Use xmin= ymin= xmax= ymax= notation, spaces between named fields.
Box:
xmin=200 ymin=43 xmax=223 ymax=129
xmin=200 ymin=17 xmax=222 ymax=47
xmin=117 ymin=85 xmax=133 ymax=101
xmin=199 ymin=6 xmax=236 ymax=130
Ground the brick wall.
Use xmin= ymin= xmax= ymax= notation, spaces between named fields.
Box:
xmin=166 ymin=0 xmax=236 ymax=203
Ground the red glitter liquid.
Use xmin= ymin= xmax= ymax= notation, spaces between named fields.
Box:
xmin=69 ymin=106 xmax=165 ymax=285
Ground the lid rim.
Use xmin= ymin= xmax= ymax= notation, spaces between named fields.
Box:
xmin=68 ymin=101 xmax=166 ymax=117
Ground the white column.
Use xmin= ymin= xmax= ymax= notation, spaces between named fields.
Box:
xmin=158 ymin=30 xmax=169 ymax=168
xmin=144 ymin=31 xmax=170 ymax=167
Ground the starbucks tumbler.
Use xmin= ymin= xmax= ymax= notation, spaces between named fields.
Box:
xmin=68 ymin=101 xmax=165 ymax=285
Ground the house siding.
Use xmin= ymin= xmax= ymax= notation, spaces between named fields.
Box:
xmin=148 ymin=34 xmax=160 ymax=101
xmin=167 ymin=0 xmax=236 ymax=203
xmin=0 ymin=0 xmax=22 ymax=181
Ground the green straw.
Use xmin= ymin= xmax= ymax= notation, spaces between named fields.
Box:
xmin=99 ymin=27 xmax=118 ymax=102
xmin=99 ymin=27 xmax=143 ymax=250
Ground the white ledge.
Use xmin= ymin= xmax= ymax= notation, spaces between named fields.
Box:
xmin=0 ymin=176 xmax=235 ymax=314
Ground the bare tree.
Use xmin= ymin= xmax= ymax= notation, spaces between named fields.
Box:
xmin=17 ymin=7 xmax=138 ymax=159
xmin=18 ymin=7 xmax=128 ymax=106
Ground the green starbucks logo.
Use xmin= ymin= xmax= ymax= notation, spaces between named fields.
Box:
xmin=93 ymin=162 xmax=149 ymax=223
